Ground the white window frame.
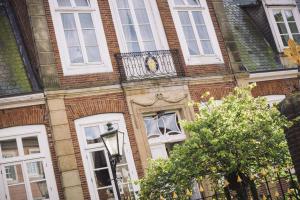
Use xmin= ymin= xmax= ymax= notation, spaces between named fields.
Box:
xmin=49 ymin=0 xmax=113 ymax=76
xmin=263 ymin=0 xmax=300 ymax=52
xmin=75 ymin=113 xmax=139 ymax=200
xmin=109 ymin=0 xmax=169 ymax=53
xmin=0 ymin=125 xmax=59 ymax=200
xmin=143 ymin=111 xmax=186 ymax=159
xmin=168 ymin=0 xmax=224 ymax=65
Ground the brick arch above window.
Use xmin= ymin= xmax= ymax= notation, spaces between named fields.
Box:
xmin=0 ymin=106 xmax=46 ymax=129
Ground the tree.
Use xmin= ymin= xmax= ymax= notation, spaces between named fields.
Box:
xmin=139 ymin=85 xmax=292 ymax=200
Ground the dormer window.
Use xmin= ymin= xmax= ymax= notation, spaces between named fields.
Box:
xmin=263 ymin=0 xmax=300 ymax=52
xmin=168 ymin=0 xmax=224 ymax=65
xmin=49 ymin=0 xmax=113 ymax=75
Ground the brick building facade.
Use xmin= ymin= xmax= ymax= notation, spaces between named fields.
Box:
xmin=0 ymin=0 xmax=299 ymax=199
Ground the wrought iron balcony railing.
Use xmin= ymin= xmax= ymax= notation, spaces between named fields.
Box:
xmin=115 ymin=49 xmax=184 ymax=82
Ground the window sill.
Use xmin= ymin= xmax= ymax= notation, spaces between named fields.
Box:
xmin=185 ymin=55 xmax=224 ymax=66
xmin=63 ymin=63 xmax=113 ymax=76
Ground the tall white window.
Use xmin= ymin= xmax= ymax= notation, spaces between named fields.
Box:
xmin=49 ymin=0 xmax=113 ymax=75
xmin=109 ymin=0 xmax=169 ymax=52
xmin=168 ymin=0 xmax=223 ymax=65
xmin=75 ymin=113 xmax=139 ymax=200
xmin=0 ymin=125 xmax=59 ymax=200
xmin=263 ymin=0 xmax=300 ymax=51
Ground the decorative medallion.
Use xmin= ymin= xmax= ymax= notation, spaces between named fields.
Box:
xmin=145 ymin=56 xmax=159 ymax=72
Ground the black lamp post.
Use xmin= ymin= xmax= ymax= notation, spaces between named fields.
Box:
xmin=100 ymin=122 xmax=125 ymax=200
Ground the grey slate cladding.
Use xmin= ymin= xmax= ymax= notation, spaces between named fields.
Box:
xmin=0 ymin=3 xmax=32 ymax=96
xmin=223 ymin=0 xmax=280 ymax=72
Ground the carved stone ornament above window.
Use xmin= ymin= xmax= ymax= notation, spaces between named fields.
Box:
xmin=130 ymin=93 xmax=188 ymax=107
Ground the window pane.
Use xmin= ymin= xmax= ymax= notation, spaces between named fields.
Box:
xmin=116 ymin=165 xmax=130 ymax=183
xmin=127 ymin=42 xmax=140 ymax=52
xmin=132 ymin=0 xmax=145 ymax=8
xmin=196 ymin=25 xmax=209 ymax=39
xmin=74 ymin=0 xmax=89 ymax=6
xmin=91 ymin=151 xmax=107 ymax=169
xmin=144 ymin=117 xmax=161 ymax=138
xmin=186 ymin=0 xmax=200 ymax=5
xmin=79 ymin=13 xmax=94 ymax=29
xmin=160 ymin=113 xmax=181 ymax=134
xmin=57 ymin=0 xmax=71 ymax=7
xmin=30 ymin=181 xmax=49 ymax=199
xmin=135 ymin=9 xmax=150 ymax=24
xmin=86 ymin=46 xmax=101 ymax=62
xmin=174 ymin=0 xmax=185 ymax=5
xmin=22 ymin=137 xmax=40 ymax=155
xmin=8 ymin=185 xmax=27 ymax=200
xmin=293 ymin=34 xmax=300 ymax=43
xmin=183 ymin=26 xmax=196 ymax=40
xmin=116 ymin=0 xmax=129 ymax=8
xmin=95 ymin=169 xmax=112 ymax=187
xmin=178 ymin=11 xmax=191 ymax=25
xmin=82 ymin=29 xmax=97 ymax=46
xmin=276 ymin=23 xmax=288 ymax=34
xmin=84 ymin=126 xmax=101 ymax=144
xmin=139 ymin=25 xmax=154 ymax=41
xmin=26 ymin=161 xmax=45 ymax=181
xmin=273 ymin=10 xmax=283 ymax=22
xmin=5 ymin=164 xmax=24 ymax=185
xmin=0 ymin=139 xmax=18 ymax=158
xmin=64 ymin=30 xmax=81 ymax=46
xmin=284 ymin=10 xmax=295 ymax=21
xmin=119 ymin=10 xmax=134 ymax=24
xmin=187 ymin=40 xmax=200 ymax=55
xmin=192 ymin=11 xmax=204 ymax=25
xmin=68 ymin=47 xmax=84 ymax=63
xmin=61 ymin=13 xmax=76 ymax=30
xmin=201 ymin=40 xmax=214 ymax=54
xmin=143 ymin=41 xmax=156 ymax=51
xmin=98 ymin=187 xmax=115 ymax=199
xmin=123 ymin=25 xmax=138 ymax=41
xmin=281 ymin=35 xmax=289 ymax=46
xmin=288 ymin=22 xmax=299 ymax=33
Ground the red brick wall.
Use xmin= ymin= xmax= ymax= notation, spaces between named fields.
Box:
xmin=44 ymin=0 xmax=233 ymax=89
xmin=189 ymin=82 xmax=235 ymax=102
xmin=64 ymin=93 xmax=143 ymax=200
xmin=0 ymin=105 xmax=64 ymax=199
xmin=251 ymin=78 xmax=299 ymax=97
xmin=156 ymin=0 xmax=233 ymax=77
xmin=43 ymin=0 xmax=121 ymax=89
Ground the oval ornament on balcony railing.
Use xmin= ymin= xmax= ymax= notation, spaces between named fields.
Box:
xmin=145 ymin=56 xmax=159 ymax=72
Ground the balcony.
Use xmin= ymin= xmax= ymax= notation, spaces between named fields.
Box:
xmin=115 ymin=49 xmax=184 ymax=82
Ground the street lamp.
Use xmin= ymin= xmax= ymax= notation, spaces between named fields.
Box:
xmin=100 ymin=122 xmax=125 ymax=200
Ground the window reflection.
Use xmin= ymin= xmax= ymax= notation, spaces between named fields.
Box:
xmin=0 ymin=139 xmax=18 ymax=158
xmin=26 ymin=161 xmax=45 ymax=181
xmin=30 ymin=181 xmax=49 ymax=199
xmin=85 ymin=126 xmax=101 ymax=144
xmin=22 ymin=137 xmax=40 ymax=155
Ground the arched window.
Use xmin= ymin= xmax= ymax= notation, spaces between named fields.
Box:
xmin=75 ymin=113 xmax=139 ymax=200
xmin=0 ymin=125 xmax=59 ymax=200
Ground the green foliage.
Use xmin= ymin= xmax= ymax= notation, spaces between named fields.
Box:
xmin=139 ymin=85 xmax=292 ymax=199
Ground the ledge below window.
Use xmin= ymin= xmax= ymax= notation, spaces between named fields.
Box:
xmin=185 ymin=55 xmax=224 ymax=66
xmin=62 ymin=63 xmax=113 ymax=76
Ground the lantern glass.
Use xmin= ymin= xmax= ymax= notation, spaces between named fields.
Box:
xmin=101 ymin=123 xmax=124 ymax=157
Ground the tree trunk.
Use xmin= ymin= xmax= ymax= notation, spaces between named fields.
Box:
xmin=226 ymin=172 xmax=249 ymax=200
